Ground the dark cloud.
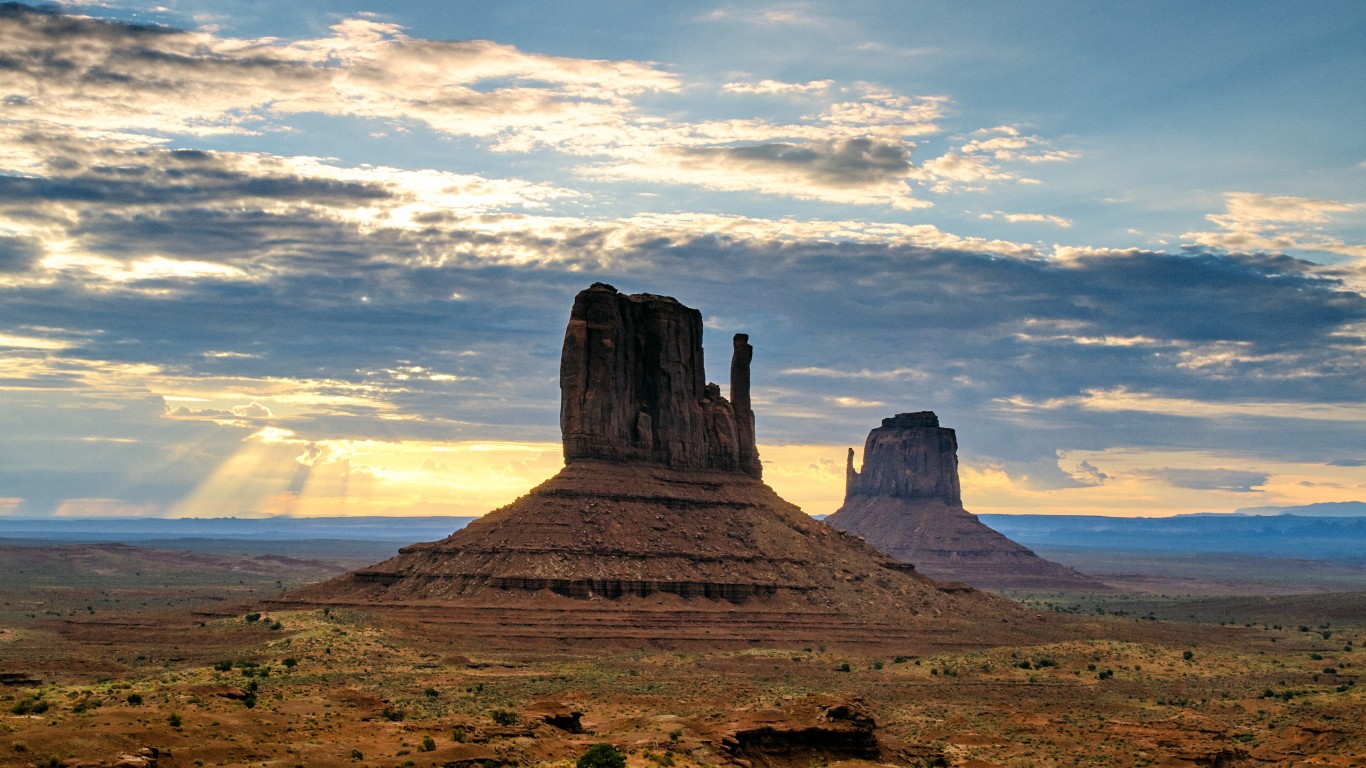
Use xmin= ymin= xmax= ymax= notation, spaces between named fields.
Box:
xmin=1328 ymin=458 xmax=1365 ymax=467
xmin=677 ymin=137 xmax=911 ymax=187
xmin=0 ymin=233 xmax=40 ymax=271
xmin=5 ymin=224 xmax=1362 ymax=481
xmin=1142 ymin=467 xmax=1270 ymax=493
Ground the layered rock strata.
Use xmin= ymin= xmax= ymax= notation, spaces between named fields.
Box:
xmin=827 ymin=412 xmax=1109 ymax=593
xmin=283 ymin=288 xmax=1059 ymax=649
xmin=560 ymin=283 xmax=760 ymax=477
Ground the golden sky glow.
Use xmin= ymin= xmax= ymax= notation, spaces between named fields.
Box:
xmin=136 ymin=435 xmax=1365 ymax=520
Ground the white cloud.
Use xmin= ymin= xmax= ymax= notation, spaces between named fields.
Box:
xmin=783 ymin=366 xmax=927 ymax=381
xmin=1000 ymin=387 xmax=1366 ymax=423
xmin=0 ymin=7 xmax=1067 ymax=210
xmin=721 ymin=79 xmax=833 ymax=95
xmin=980 ymin=211 xmax=1073 ymax=228
xmin=1183 ymin=192 xmax=1366 ymax=260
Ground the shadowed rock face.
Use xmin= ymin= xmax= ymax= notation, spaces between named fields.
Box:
xmin=829 ymin=411 xmax=1109 ymax=593
xmin=845 ymin=411 xmax=960 ymax=504
xmin=560 ymin=282 xmax=760 ymax=478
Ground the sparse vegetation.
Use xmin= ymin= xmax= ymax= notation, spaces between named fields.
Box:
xmin=490 ymin=708 xmax=519 ymax=725
xmin=578 ymin=743 xmax=627 ymax=768
xmin=10 ymin=696 xmax=48 ymax=715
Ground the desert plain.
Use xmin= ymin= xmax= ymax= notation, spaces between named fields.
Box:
xmin=1 ymin=542 xmax=1363 ymax=768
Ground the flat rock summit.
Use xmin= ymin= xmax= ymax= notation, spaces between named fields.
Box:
xmin=283 ymin=284 xmax=1059 ymax=649
xmin=826 ymin=412 xmax=1108 ymax=592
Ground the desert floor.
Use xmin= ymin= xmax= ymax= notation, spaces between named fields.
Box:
xmin=1 ymin=544 xmax=1362 ymax=768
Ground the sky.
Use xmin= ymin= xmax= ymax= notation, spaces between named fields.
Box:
xmin=0 ymin=0 xmax=1363 ymax=520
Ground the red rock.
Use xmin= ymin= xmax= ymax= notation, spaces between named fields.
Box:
xmin=827 ymin=412 xmax=1109 ymax=593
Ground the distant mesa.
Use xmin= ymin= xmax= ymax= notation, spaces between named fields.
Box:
xmin=281 ymin=284 xmax=1055 ymax=649
xmin=826 ymin=411 xmax=1109 ymax=593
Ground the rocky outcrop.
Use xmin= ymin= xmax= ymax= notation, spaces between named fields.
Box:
xmin=280 ymin=288 xmax=1065 ymax=651
xmin=560 ymin=283 xmax=760 ymax=478
xmin=845 ymin=412 xmax=960 ymax=503
xmin=828 ymin=412 xmax=1109 ymax=593
xmin=712 ymin=696 xmax=884 ymax=768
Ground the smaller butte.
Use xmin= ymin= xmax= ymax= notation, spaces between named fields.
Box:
xmin=826 ymin=412 xmax=1109 ymax=593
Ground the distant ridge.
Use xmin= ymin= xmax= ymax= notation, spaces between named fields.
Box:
xmin=0 ymin=515 xmax=476 ymax=542
xmin=1228 ymin=501 xmax=1366 ymax=517
xmin=979 ymin=513 xmax=1366 ymax=562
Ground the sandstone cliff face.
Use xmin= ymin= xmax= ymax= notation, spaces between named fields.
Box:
xmin=560 ymin=283 xmax=760 ymax=478
xmin=845 ymin=412 xmax=961 ymax=504
xmin=829 ymin=411 xmax=1108 ymax=593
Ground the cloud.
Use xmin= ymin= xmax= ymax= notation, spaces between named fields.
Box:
xmin=1001 ymin=387 xmax=1366 ymax=423
xmin=0 ymin=4 xmax=677 ymax=141
xmin=230 ymin=401 xmax=273 ymax=418
xmin=1183 ymin=192 xmax=1366 ymax=261
xmin=722 ymin=79 xmax=834 ymax=95
xmin=917 ymin=127 xmax=1075 ymax=192
xmin=0 ymin=235 xmax=42 ymax=272
xmin=980 ymin=211 xmax=1073 ymax=228
xmin=1069 ymin=459 xmax=1109 ymax=486
xmin=0 ymin=7 xmax=1064 ymax=210
xmin=592 ymin=137 xmax=926 ymax=207
xmin=782 ymin=366 xmax=927 ymax=381
xmin=701 ymin=6 xmax=822 ymax=25
xmin=827 ymin=396 xmax=885 ymax=408
xmin=1142 ymin=467 xmax=1269 ymax=493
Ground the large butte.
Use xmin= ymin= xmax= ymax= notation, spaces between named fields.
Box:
xmin=281 ymin=283 xmax=1063 ymax=650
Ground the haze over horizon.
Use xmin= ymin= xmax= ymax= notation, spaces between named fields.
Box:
xmin=0 ymin=1 xmax=1363 ymax=520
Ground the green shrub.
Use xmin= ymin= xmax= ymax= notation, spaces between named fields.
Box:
xmin=283 ymin=658 xmax=298 ymax=669
xmin=10 ymin=697 xmax=48 ymax=716
xmin=214 ymin=660 xmax=233 ymax=672
xmin=168 ymin=713 xmax=183 ymax=728
xmin=350 ymin=748 xmax=363 ymax=760
xmin=577 ymin=743 xmax=627 ymax=768
xmin=245 ymin=613 xmax=261 ymax=623
xmin=420 ymin=735 xmax=436 ymax=752
xmin=452 ymin=727 xmax=467 ymax=743
xmin=490 ymin=708 xmax=519 ymax=726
